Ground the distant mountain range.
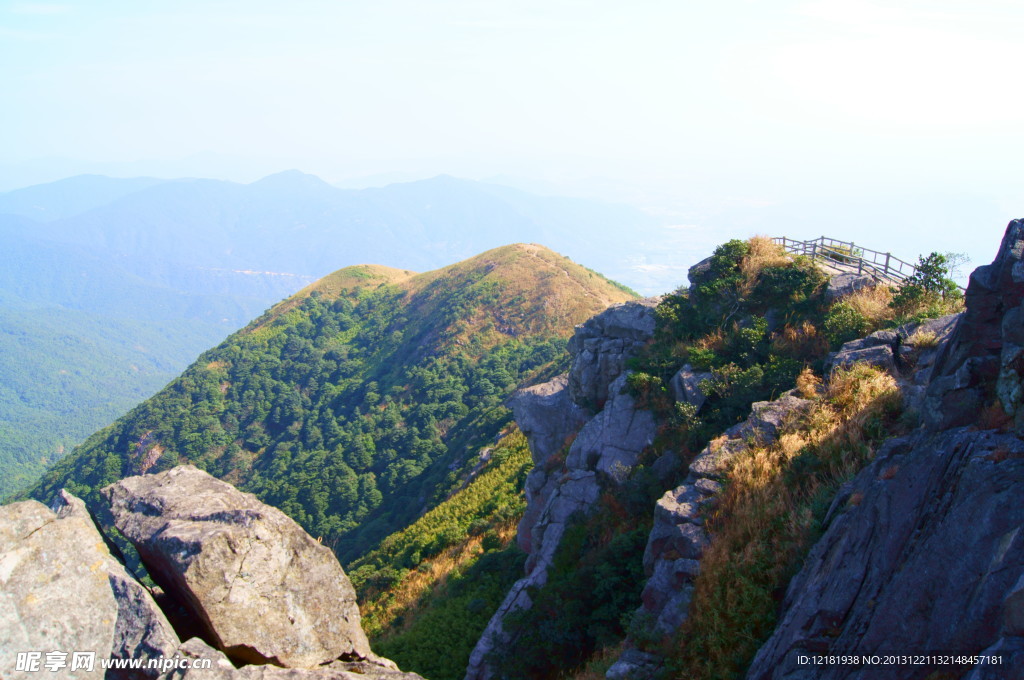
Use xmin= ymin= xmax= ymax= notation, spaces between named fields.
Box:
xmin=1 ymin=171 xmax=672 ymax=296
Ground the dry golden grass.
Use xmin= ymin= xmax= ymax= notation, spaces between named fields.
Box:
xmin=977 ymin=401 xmax=1014 ymax=432
xmin=843 ymin=283 xmax=895 ymax=326
xmin=908 ymin=327 xmax=939 ymax=348
xmin=794 ymin=366 xmax=823 ymax=399
xmin=672 ymin=364 xmax=902 ymax=679
xmin=694 ymin=328 xmax=726 ymax=352
xmin=362 ymin=521 xmax=519 ymax=640
xmin=772 ymin=321 xmax=829 ymax=359
xmin=740 ymin=236 xmax=792 ymax=296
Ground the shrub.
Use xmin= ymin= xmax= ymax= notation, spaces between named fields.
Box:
xmin=890 ymin=252 xmax=964 ymax=321
xmin=823 ymin=302 xmax=870 ymax=347
xmin=687 ymin=347 xmax=719 ymax=371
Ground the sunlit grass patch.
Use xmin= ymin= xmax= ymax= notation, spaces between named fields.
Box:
xmin=668 ymin=365 xmax=904 ymax=680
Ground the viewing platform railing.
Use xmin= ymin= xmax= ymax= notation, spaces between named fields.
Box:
xmin=772 ymin=236 xmax=918 ymax=288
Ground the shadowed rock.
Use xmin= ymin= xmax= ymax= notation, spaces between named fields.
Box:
xmin=669 ymin=364 xmax=712 ymax=410
xmin=165 ymin=639 xmax=424 ymax=680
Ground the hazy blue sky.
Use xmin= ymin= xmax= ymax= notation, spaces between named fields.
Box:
xmin=3 ymin=0 xmax=1022 ymax=274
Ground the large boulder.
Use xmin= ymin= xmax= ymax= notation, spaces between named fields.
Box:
xmin=102 ymin=466 xmax=371 ymax=669
xmin=0 ymin=491 xmax=180 ymax=679
xmin=825 ymin=272 xmax=875 ymax=302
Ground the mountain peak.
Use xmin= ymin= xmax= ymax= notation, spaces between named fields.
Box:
xmin=250 ymin=170 xmax=334 ymax=192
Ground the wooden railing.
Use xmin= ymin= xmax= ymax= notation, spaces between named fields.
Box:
xmin=772 ymin=236 xmax=920 ymax=288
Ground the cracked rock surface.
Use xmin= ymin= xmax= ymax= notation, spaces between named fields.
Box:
xmin=103 ymin=466 xmax=371 ymax=669
xmin=0 ymin=490 xmax=181 ymax=679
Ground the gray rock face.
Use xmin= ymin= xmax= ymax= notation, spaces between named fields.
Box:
xmin=925 ymin=219 xmax=1024 ymax=430
xmin=0 ymin=492 xmax=181 ymax=679
xmin=825 ymin=314 xmax=961 ymax=390
xmin=566 ymin=373 xmax=657 ymax=483
xmin=1 ymin=500 xmax=118 ymax=679
xmin=629 ymin=392 xmax=810 ymax=645
xmin=466 ymin=300 xmax=658 ymax=680
xmin=669 ymin=364 xmax=712 ymax=410
xmin=508 ymin=375 xmax=589 ymax=553
xmin=50 ymin=490 xmax=183 ymax=677
xmin=687 ymin=256 xmax=714 ymax=291
xmin=745 ymin=223 xmax=1024 ymax=680
xmin=745 ymin=429 xmax=1024 ymax=680
xmin=103 ymin=466 xmax=371 ymax=669
xmin=723 ymin=395 xmax=811 ymax=443
xmin=825 ymin=272 xmax=875 ymax=301
xmin=508 ymin=375 xmax=588 ymax=468
xmin=567 ymin=298 xmax=659 ymax=408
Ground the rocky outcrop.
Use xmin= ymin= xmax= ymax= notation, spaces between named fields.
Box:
xmin=825 ymin=272 xmax=875 ymax=301
xmin=824 ymin=314 xmax=959 ymax=379
xmin=566 ymin=298 xmax=658 ymax=408
xmin=925 ymin=219 xmax=1024 ymax=430
xmin=746 ymin=220 xmax=1024 ymax=680
xmin=0 ymin=491 xmax=181 ymax=679
xmin=103 ymin=466 xmax=372 ymax=669
xmin=465 ymin=300 xmax=659 ymax=680
xmin=507 ymin=376 xmax=589 ymax=553
xmin=566 ymin=373 xmax=658 ymax=484
xmin=603 ymin=393 xmax=811 ymax=680
xmin=745 ymin=428 xmax=1024 ymax=680
xmin=508 ymin=375 xmax=587 ymax=469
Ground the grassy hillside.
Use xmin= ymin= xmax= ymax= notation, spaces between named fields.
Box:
xmin=348 ymin=428 xmax=532 ymax=680
xmin=24 ymin=244 xmax=634 ymax=563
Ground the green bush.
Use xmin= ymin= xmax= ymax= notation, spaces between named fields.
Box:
xmin=890 ymin=252 xmax=963 ymax=321
xmin=823 ymin=302 xmax=870 ymax=347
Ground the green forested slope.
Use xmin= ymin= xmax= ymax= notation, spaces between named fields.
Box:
xmin=25 ymin=244 xmax=634 ymax=562
xmin=0 ymin=307 xmax=224 ymax=498
xmin=349 ymin=428 xmax=532 ymax=680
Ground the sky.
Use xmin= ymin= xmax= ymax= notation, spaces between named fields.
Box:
xmin=2 ymin=0 xmax=1023 ymax=276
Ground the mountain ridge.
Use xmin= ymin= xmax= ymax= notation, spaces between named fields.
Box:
xmin=22 ymin=243 xmax=635 ymax=565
